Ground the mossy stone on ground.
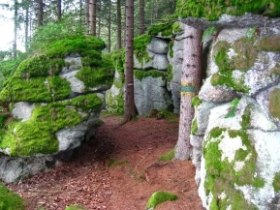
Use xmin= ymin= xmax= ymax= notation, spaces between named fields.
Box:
xmin=147 ymin=191 xmax=178 ymax=209
xmin=0 ymin=183 xmax=25 ymax=210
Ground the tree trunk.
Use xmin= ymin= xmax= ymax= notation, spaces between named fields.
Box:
xmin=124 ymin=0 xmax=137 ymax=122
xmin=24 ymin=3 xmax=29 ymax=51
xmin=123 ymin=1 xmax=126 ymax=47
xmin=37 ymin=0 xmax=44 ymax=26
xmin=116 ymin=0 xmax=122 ymax=49
xmin=85 ymin=0 xmax=89 ymax=33
xmin=89 ymin=0 xmax=97 ymax=35
xmin=57 ymin=0 xmax=62 ymax=21
xmin=139 ymin=0 xmax=145 ymax=34
xmin=108 ymin=0 xmax=111 ymax=52
xmin=175 ymin=25 xmax=202 ymax=160
xmin=13 ymin=0 xmax=18 ymax=58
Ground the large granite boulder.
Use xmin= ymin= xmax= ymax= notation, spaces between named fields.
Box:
xmin=190 ymin=18 xmax=280 ymax=210
xmin=0 ymin=36 xmax=114 ymax=182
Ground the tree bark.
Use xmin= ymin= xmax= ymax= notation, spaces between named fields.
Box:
xmin=123 ymin=0 xmax=126 ymax=47
xmin=116 ymin=0 xmax=122 ymax=49
xmin=24 ymin=2 xmax=29 ymax=51
xmin=37 ymin=0 xmax=44 ymax=26
xmin=124 ymin=0 xmax=137 ymax=122
xmin=139 ymin=0 xmax=145 ymax=34
xmin=13 ymin=0 xmax=18 ymax=58
xmin=57 ymin=0 xmax=62 ymax=21
xmin=175 ymin=25 xmax=202 ymax=160
xmin=89 ymin=0 xmax=97 ymax=35
xmin=108 ymin=0 xmax=111 ymax=52
xmin=85 ymin=0 xmax=89 ymax=33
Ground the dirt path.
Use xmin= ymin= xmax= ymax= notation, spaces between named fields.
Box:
xmin=9 ymin=116 xmax=203 ymax=210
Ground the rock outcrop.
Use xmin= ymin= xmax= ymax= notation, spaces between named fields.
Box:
xmin=0 ymin=36 xmax=114 ymax=183
xmin=190 ymin=16 xmax=280 ymax=210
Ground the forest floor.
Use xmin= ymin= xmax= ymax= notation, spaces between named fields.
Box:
xmin=9 ymin=115 xmax=203 ymax=210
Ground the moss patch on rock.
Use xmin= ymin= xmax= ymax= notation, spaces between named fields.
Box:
xmin=134 ymin=69 xmax=166 ymax=81
xmin=134 ymin=34 xmax=152 ymax=64
xmin=257 ymin=36 xmax=280 ymax=52
xmin=210 ymin=40 xmax=253 ymax=93
xmin=203 ymin=127 xmax=260 ymax=210
xmin=0 ymin=183 xmax=25 ymax=210
xmin=269 ymin=88 xmax=280 ymax=120
xmin=273 ymin=172 xmax=280 ymax=192
xmin=191 ymin=96 xmax=202 ymax=107
xmin=176 ymin=0 xmax=280 ymax=20
xmin=147 ymin=191 xmax=178 ymax=209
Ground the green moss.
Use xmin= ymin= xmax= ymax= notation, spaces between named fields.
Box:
xmin=65 ymin=94 xmax=103 ymax=112
xmin=134 ymin=69 xmax=166 ymax=81
xmin=273 ymin=172 xmax=280 ymax=192
xmin=14 ymin=55 xmax=64 ymax=79
xmin=76 ymin=66 xmax=114 ymax=89
xmin=257 ymin=36 xmax=280 ymax=51
xmin=202 ymin=27 xmax=217 ymax=43
xmin=176 ymin=0 xmax=280 ymax=20
xmin=111 ymin=49 xmax=125 ymax=73
xmin=191 ymin=118 xmax=198 ymax=135
xmin=147 ymin=191 xmax=178 ymax=209
xmin=105 ymin=89 xmax=124 ymax=115
xmin=203 ymin=127 xmax=259 ymax=210
xmin=241 ymin=105 xmax=252 ymax=130
xmin=134 ymin=34 xmax=152 ymax=64
xmin=171 ymin=22 xmax=182 ymax=34
xmin=168 ymin=41 xmax=174 ymax=58
xmin=225 ymin=98 xmax=240 ymax=118
xmin=211 ymin=40 xmax=251 ymax=93
xmin=0 ymin=103 xmax=85 ymax=157
xmin=107 ymin=158 xmax=129 ymax=168
xmin=65 ymin=205 xmax=86 ymax=210
xmin=159 ymin=149 xmax=175 ymax=161
xmin=269 ymin=88 xmax=280 ymax=120
xmin=0 ymin=76 xmax=71 ymax=103
xmin=192 ymin=96 xmax=202 ymax=107
xmin=0 ymin=183 xmax=25 ymax=210
xmin=148 ymin=19 xmax=174 ymax=37
xmin=167 ymin=64 xmax=173 ymax=82
xmin=45 ymin=35 xmax=105 ymax=58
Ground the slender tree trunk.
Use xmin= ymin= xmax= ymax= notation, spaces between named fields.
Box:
xmin=25 ymin=4 xmax=29 ymax=51
xmin=97 ymin=0 xmax=101 ymax=37
xmin=57 ymin=0 xmax=62 ymax=21
xmin=175 ymin=25 xmax=202 ymax=160
xmin=123 ymin=1 xmax=126 ymax=47
xmin=13 ymin=0 xmax=18 ymax=58
xmin=89 ymin=0 xmax=97 ymax=35
xmin=37 ymin=0 xmax=44 ymax=26
xmin=139 ymin=0 xmax=145 ymax=34
xmin=85 ymin=0 xmax=89 ymax=33
xmin=116 ymin=0 xmax=122 ymax=49
xmin=150 ymin=0 xmax=154 ymax=24
xmin=124 ymin=0 xmax=137 ymax=122
xmin=108 ymin=0 xmax=111 ymax=52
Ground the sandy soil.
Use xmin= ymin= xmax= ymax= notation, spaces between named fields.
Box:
xmin=9 ymin=116 xmax=203 ymax=210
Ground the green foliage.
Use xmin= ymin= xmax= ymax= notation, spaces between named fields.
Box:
xmin=65 ymin=204 xmax=86 ymax=210
xmin=134 ymin=69 xmax=166 ymax=81
xmin=148 ymin=18 xmax=175 ymax=37
xmin=225 ymin=98 xmax=240 ymax=118
xmin=111 ymin=49 xmax=125 ymax=73
xmin=241 ymin=105 xmax=252 ymax=130
xmin=0 ymin=183 xmax=24 ymax=210
xmin=202 ymin=27 xmax=217 ymax=43
xmin=147 ymin=191 xmax=178 ymax=209
xmin=65 ymin=94 xmax=103 ymax=112
xmin=159 ymin=149 xmax=175 ymax=161
xmin=269 ymin=88 xmax=280 ymax=120
xmin=134 ymin=34 xmax=152 ymax=64
xmin=273 ymin=172 xmax=280 ymax=192
xmin=176 ymin=0 xmax=280 ymax=20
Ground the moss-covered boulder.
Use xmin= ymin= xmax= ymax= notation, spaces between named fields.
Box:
xmin=0 ymin=35 xmax=114 ymax=182
xmin=196 ymin=97 xmax=280 ymax=210
xmin=0 ymin=183 xmax=25 ymax=210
